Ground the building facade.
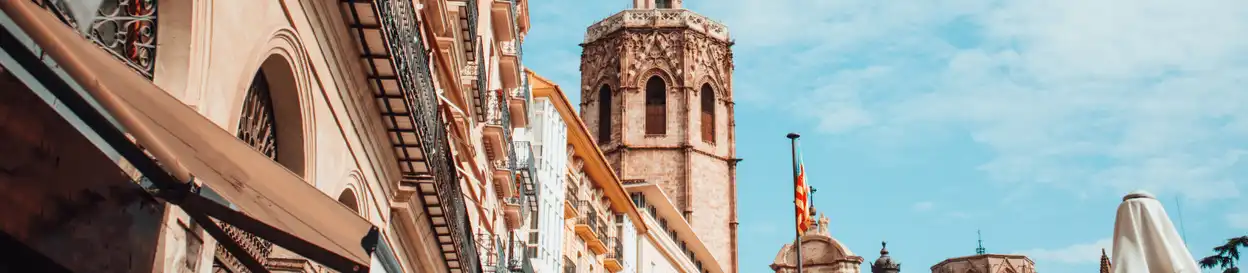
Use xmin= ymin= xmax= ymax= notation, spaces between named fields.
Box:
xmin=531 ymin=71 xmax=726 ymax=273
xmin=578 ymin=0 xmax=739 ymax=272
xmin=529 ymin=95 xmax=570 ymax=273
xmin=0 ymin=0 xmax=534 ymax=272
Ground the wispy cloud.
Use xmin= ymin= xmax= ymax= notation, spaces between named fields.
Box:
xmin=699 ymin=0 xmax=1248 ymax=201
xmin=1016 ymin=238 xmax=1112 ymax=265
xmin=913 ymin=201 xmax=935 ymax=212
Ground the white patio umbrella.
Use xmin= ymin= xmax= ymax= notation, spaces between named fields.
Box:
xmin=1111 ymin=190 xmax=1200 ymax=273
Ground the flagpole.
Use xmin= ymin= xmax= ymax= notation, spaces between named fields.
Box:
xmin=787 ymin=132 xmax=802 ymax=273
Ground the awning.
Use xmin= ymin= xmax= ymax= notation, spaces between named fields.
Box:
xmin=0 ymin=1 xmax=375 ymax=271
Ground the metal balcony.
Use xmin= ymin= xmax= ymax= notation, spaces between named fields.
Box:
xmin=498 ymin=40 xmax=521 ymax=90
xmin=514 ymin=141 xmax=536 ymax=211
xmin=564 ymin=183 xmax=579 ymax=219
xmin=507 ymin=233 xmax=534 ymax=273
xmin=502 ymin=188 xmax=531 ymax=230
xmin=340 ymin=0 xmax=479 ymax=271
xmin=483 ymin=89 xmax=517 ymax=197
xmin=603 ymin=235 xmax=624 ymax=272
xmin=575 ymin=201 xmax=607 ymax=254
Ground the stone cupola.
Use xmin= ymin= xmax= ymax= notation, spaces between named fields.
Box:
xmin=871 ymin=241 xmax=901 ymax=273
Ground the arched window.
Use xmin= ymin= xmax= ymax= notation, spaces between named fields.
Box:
xmin=700 ymin=84 xmax=715 ymax=143
xmin=337 ymin=189 xmax=360 ymax=214
xmin=238 ymin=71 xmax=278 ymax=160
xmin=656 ymin=0 xmax=672 ymax=9
xmin=645 ymin=76 xmax=666 ymax=135
xmin=236 ymin=56 xmax=306 ymax=177
xmin=597 ymin=85 xmax=612 ymax=143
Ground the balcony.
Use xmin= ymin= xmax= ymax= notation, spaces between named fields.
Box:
xmin=338 ymin=0 xmax=480 ymax=272
xmin=507 ymin=86 xmax=529 ymax=128
xmin=515 ymin=0 xmax=529 ymax=34
xmin=482 ymin=89 xmax=508 ymax=157
xmin=508 ymin=235 xmax=534 ymax=273
xmin=492 ymin=158 xmax=515 ymax=197
xmin=490 ymin=0 xmax=517 ymax=42
xmin=575 ymin=201 xmax=607 ymax=254
xmin=514 ymin=141 xmax=537 ymax=212
xmin=503 ymin=196 xmax=523 ymax=228
xmin=498 ymin=40 xmax=521 ymax=90
xmin=603 ymin=236 xmax=624 ymax=272
xmin=564 ymin=184 xmax=579 ymax=219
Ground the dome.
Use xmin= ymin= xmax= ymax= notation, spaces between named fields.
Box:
xmin=871 ymin=242 xmax=901 ymax=273
xmin=769 ymin=214 xmax=864 ymax=272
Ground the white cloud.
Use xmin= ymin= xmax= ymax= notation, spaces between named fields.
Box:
xmin=704 ymin=0 xmax=1248 ymax=201
xmin=913 ymin=201 xmax=935 ymax=212
xmin=1017 ymin=238 xmax=1112 ymax=265
xmin=1229 ymin=213 xmax=1248 ymax=229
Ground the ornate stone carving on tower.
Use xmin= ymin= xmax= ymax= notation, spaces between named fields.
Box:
xmin=579 ymin=0 xmax=738 ymax=272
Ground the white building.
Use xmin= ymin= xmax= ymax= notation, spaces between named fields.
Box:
xmin=530 ymin=97 xmax=569 ymax=273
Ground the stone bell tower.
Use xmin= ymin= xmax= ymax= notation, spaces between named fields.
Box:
xmin=579 ymin=0 xmax=737 ymax=272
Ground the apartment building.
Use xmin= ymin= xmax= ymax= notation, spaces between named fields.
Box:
xmin=529 ymin=71 xmax=725 ymax=273
xmin=0 ymin=0 xmax=533 ymax=272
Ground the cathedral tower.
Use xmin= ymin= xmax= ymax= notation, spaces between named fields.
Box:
xmin=579 ymin=0 xmax=737 ymax=271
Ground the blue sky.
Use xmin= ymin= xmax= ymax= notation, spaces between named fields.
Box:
xmin=521 ymin=0 xmax=1248 ymax=272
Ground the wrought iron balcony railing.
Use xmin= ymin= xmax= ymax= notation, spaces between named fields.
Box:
xmin=375 ymin=0 xmax=479 ymax=271
xmin=506 ymin=231 xmax=533 ymax=273
xmin=577 ymin=200 xmax=598 ymax=233
xmin=604 ymin=235 xmax=623 ymax=260
xmin=35 ymin=0 xmax=159 ymax=78
xmin=566 ymin=183 xmax=579 ymax=202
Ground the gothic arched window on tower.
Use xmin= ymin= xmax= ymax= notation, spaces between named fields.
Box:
xmin=598 ymin=85 xmax=612 ymax=143
xmin=645 ymin=76 xmax=667 ymax=135
xmin=656 ymin=0 xmax=672 ymax=9
xmin=700 ymin=84 xmax=715 ymax=143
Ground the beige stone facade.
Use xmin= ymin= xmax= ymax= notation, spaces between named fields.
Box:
xmin=1 ymin=0 xmax=533 ymax=272
xmin=579 ymin=1 xmax=738 ymax=272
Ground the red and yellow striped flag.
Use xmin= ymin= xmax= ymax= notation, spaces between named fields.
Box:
xmin=794 ymin=144 xmax=812 ymax=235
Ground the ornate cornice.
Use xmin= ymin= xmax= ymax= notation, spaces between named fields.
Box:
xmin=584 ymin=9 xmax=730 ymax=44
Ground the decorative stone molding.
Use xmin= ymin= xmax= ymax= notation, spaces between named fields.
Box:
xmin=584 ymin=9 xmax=730 ymax=44
xmin=581 ymin=29 xmax=731 ymax=95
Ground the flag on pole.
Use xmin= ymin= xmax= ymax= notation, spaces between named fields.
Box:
xmin=794 ymin=143 xmax=812 ymax=235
